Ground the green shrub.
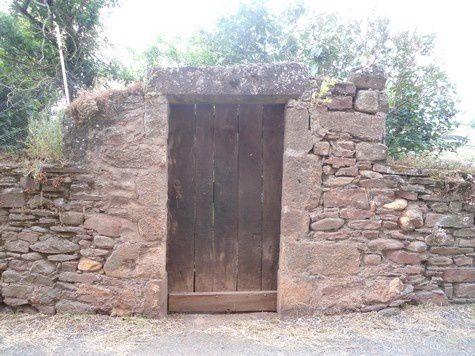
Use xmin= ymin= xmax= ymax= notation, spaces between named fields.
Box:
xmin=25 ymin=112 xmax=63 ymax=163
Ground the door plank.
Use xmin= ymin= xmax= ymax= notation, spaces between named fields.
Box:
xmin=194 ymin=104 xmax=215 ymax=292
xmin=167 ymin=104 xmax=196 ymax=292
xmin=169 ymin=291 xmax=277 ymax=313
xmin=262 ymin=104 xmax=285 ymax=290
xmin=237 ymin=104 xmax=263 ymax=291
xmin=213 ymin=104 xmax=239 ymax=291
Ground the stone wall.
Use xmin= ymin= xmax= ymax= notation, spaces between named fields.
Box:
xmin=0 ymin=64 xmax=474 ymax=317
xmin=0 ymin=87 xmax=169 ymax=316
xmin=278 ymin=68 xmax=475 ymax=315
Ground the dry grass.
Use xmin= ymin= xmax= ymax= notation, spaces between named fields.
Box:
xmin=0 ymin=305 xmax=473 ymax=355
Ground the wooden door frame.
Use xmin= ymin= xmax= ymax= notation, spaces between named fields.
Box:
xmin=149 ymin=63 xmax=310 ymax=315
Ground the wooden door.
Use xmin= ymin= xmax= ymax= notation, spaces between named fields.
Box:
xmin=167 ymin=103 xmax=284 ymax=313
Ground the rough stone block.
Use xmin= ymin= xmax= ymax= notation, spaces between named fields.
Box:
xmin=62 ymin=211 xmax=84 ymax=226
xmin=454 ymin=283 xmax=475 ymax=298
xmin=149 ymin=63 xmax=309 ymax=102
xmin=323 ymin=188 xmax=369 ymax=210
xmin=310 ymin=218 xmax=345 ymax=231
xmin=330 ymin=82 xmax=356 ymax=96
xmin=327 ymin=95 xmax=353 ymax=111
xmin=386 ymin=250 xmax=422 ymax=265
xmin=283 ymin=242 xmax=361 ymax=276
xmin=314 ymin=110 xmax=386 ymax=142
xmin=30 ymin=236 xmax=79 ymax=254
xmin=443 ymin=268 xmax=475 ymax=283
xmin=355 ymin=142 xmax=387 ymax=161
xmin=348 ymin=67 xmax=387 ymax=90
xmin=0 ymin=188 xmax=25 ymax=208
xmin=425 ymin=213 xmax=474 ymax=228
xmin=354 ymin=90 xmax=379 ymax=114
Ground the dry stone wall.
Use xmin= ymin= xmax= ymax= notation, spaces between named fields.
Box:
xmin=278 ymin=67 xmax=475 ymax=315
xmin=0 ymin=87 xmax=168 ymax=316
xmin=0 ymin=64 xmax=474 ymax=317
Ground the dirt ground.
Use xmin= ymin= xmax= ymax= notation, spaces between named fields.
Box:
xmin=0 ymin=304 xmax=473 ymax=355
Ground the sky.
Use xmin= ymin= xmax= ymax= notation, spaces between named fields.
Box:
xmin=103 ymin=0 xmax=474 ymax=124
xmin=1 ymin=0 xmax=474 ymax=124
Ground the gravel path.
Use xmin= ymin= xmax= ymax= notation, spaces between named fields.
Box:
xmin=0 ymin=304 xmax=473 ymax=355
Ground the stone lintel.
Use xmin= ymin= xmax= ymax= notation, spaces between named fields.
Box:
xmin=148 ymin=63 xmax=310 ymax=103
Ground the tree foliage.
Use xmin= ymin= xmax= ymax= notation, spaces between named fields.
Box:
xmin=0 ymin=0 xmax=122 ymax=149
xmin=141 ymin=1 xmax=462 ymax=157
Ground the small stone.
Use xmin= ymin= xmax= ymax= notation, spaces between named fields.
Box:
xmin=347 ymin=220 xmax=381 ymax=230
xmin=0 ymin=188 xmax=25 ymax=208
xmin=425 ymin=228 xmax=454 ymax=246
xmin=323 ymin=177 xmax=354 ymax=187
xmin=425 ymin=213 xmax=474 ymax=228
xmin=383 ymin=199 xmax=408 ymax=211
xmin=459 ymin=239 xmax=475 ymax=248
xmin=5 ymin=240 xmax=30 ymax=253
xmin=93 ymin=235 xmax=115 ymax=249
xmin=62 ymin=211 xmax=84 ymax=226
xmin=427 ymin=256 xmax=453 ymax=266
xmin=355 ymin=90 xmax=379 ymax=114
xmin=335 ymin=166 xmax=359 ymax=177
xmin=355 ymin=142 xmax=387 ymax=161
xmin=443 ymin=268 xmax=475 ymax=283
xmin=399 ymin=209 xmax=423 ymax=231
xmin=324 ymin=188 xmax=369 ymax=210
xmin=30 ymin=236 xmax=79 ymax=254
xmin=327 ymin=95 xmax=353 ymax=110
xmin=330 ymin=82 xmax=356 ymax=96
xmin=454 ymin=228 xmax=475 ymax=238
xmin=30 ymin=260 xmax=56 ymax=275
xmin=78 ymin=257 xmax=102 ymax=272
xmin=313 ymin=142 xmax=330 ymax=156
xmin=310 ymin=218 xmax=345 ymax=231
xmin=348 ymin=67 xmax=387 ymax=90
xmin=454 ymin=255 xmax=472 ymax=266
xmin=84 ymin=214 xmax=122 ymax=237
xmin=386 ymin=250 xmax=421 ymax=265
xmin=364 ymin=254 xmax=382 ymax=265
xmin=368 ymin=238 xmax=404 ymax=251
xmin=406 ymin=241 xmax=427 ymax=252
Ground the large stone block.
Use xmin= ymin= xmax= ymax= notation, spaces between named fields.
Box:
xmin=323 ymin=188 xmax=369 ymax=209
xmin=348 ymin=67 xmax=387 ymax=90
xmin=443 ymin=268 xmax=475 ymax=283
xmin=0 ymin=188 xmax=25 ymax=208
xmin=355 ymin=142 xmax=387 ymax=161
xmin=30 ymin=236 xmax=79 ymax=254
xmin=354 ymin=90 xmax=379 ymax=114
xmin=282 ymin=154 xmax=322 ymax=211
xmin=149 ymin=63 xmax=310 ymax=103
xmin=103 ymin=243 xmax=165 ymax=279
xmin=282 ymin=241 xmax=361 ymax=276
xmin=313 ymin=110 xmax=386 ymax=142
xmin=84 ymin=214 xmax=126 ymax=237
xmin=454 ymin=283 xmax=475 ymax=298
xmin=425 ymin=213 xmax=474 ymax=228
xmin=284 ymin=104 xmax=313 ymax=153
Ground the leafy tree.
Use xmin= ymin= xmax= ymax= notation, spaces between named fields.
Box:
xmin=0 ymin=0 xmax=124 ymax=149
xmin=142 ymin=1 xmax=462 ymax=157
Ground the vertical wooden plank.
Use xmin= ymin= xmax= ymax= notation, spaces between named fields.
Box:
xmin=237 ymin=104 xmax=263 ymax=291
xmin=167 ymin=104 xmax=196 ymax=292
xmin=262 ymin=104 xmax=285 ymax=290
xmin=213 ymin=104 xmax=239 ymax=291
xmin=194 ymin=104 xmax=215 ymax=292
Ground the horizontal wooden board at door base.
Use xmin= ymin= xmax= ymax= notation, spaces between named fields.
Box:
xmin=168 ymin=291 xmax=277 ymax=313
